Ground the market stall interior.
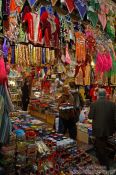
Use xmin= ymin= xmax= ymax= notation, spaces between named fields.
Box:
xmin=0 ymin=0 xmax=116 ymax=174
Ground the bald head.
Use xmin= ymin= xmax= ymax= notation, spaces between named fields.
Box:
xmin=98 ymin=89 xmax=106 ymax=98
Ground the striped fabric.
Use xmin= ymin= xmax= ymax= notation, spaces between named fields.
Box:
xmin=0 ymin=85 xmax=13 ymax=144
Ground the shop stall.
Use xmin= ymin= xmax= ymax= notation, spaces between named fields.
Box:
xmin=0 ymin=0 xmax=116 ymax=174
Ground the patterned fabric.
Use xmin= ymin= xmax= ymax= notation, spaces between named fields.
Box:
xmin=75 ymin=32 xmax=86 ymax=63
xmin=11 ymin=45 xmax=15 ymax=64
xmin=0 ymin=0 xmax=2 ymax=32
xmin=3 ymin=0 xmax=10 ymax=16
xmin=42 ymin=48 xmax=46 ymax=64
xmin=10 ymin=0 xmax=23 ymax=15
xmin=0 ymin=95 xmax=4 ymax=128
xmin=75 ymin=67 xmax=84 ymax=85
xmin=84 ymin=64 xmax=91 ymax=85
xmin=0 ymin=84 xmax=13 ymax=144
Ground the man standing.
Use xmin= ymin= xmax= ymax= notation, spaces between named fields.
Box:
xmin=58 ymin=85 xmax=77 ymax=140
xmin=89 ymin=89 xmax=116 ymax=170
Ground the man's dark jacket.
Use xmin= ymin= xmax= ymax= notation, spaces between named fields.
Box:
xmin=89 ymin=98 xmax=116 ymax=137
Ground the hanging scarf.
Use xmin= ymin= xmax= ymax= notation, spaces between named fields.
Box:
xmin=98 ymin=13 xmax=106 ymax=30
xmin=87 ymin=0 xmax=100 ymax=27
xmin=74 ymin=0 xmax=87 ymax=19
xmin=87 ymin=10 xmax=98 ymax=27
xmin=3 ymin=0 xmax=10 ymax=16
xmin=0 ymin=57 xmax=7 ymax=84
xmin=3 ymin=38 xmax=10 ymax=61
xmin=11 ymin=45 xmax=15 ymax=64
xmin=65 ymin=0 xmax=75 ymax=13
xmin=65 ymin=45 xmax=71 ymax=64
xmin=0 ymin=95 xmax=4 ymax=128
xmin=42 ymin=48 xmax=46 ymax=64
xmin=106 ymin=20 xmax=115 ymax=40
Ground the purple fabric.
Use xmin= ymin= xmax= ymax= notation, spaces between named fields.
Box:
xmin=3 ymin=0 xmax=10 ymax=16
xmin=42 ymin=48 xmax=46 ymax=64
xmin=11 ymin=45 xmax=15 ymax=64
xmin=74 ymin=0 xmax=87 ymax=19
xmin=3 ymin=38 xmax=10 ymax=61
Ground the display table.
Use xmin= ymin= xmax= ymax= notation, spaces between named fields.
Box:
xmin=29 ymin=110 xmax=55 ymax=126
xmin=1 ymin=111 xmax=97 ymax=175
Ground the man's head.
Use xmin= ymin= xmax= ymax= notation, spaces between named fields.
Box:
xmin=98 ymin=89 xmax=106 ymax=99
xmin=62 ymin=84 xmax=70 ymax=94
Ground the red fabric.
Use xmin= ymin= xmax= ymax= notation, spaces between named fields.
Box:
xmin=52 ymin=16 xmax=60 ymax=48
xmin=90 ymin=87 xmax=98 ymax=102
xmin=41 ymin=80 xmax=51 ymax=93
xmin=65 ymin=0 xmax=75 ymax=13
xmin=0 ymin=57 xmax=7 ymax=84
xmin=40 ymin=12 xmax=51 ymax=47
xmin=105 ymin=87 xmax=112 ymax=99
xmin=44 ymin=22 xmax=51 ymax=47
xmin=23 ymin=12 xmax=34 ymax=41
xmin=10 ymin=0 xmax=21 ymax=14
xmin=75 ymin=64 xmax=85 ymax=77
xmin=40 ymin=11 xmax=48 ymax=22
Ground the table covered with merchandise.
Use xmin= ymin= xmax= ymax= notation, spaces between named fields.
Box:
xmin=0 ymin=111 xmax=111 ymax=175
xmin=29 ymin=94 xmax=58 ymax=125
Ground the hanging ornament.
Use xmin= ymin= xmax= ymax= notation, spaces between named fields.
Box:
xmin=98 ymin=3 xmax=109 ymax=30
xmin=98 ymin=13 xmax=106 ymax=30
xmin=51 ymin=0 xmax=58 ymax=6
xmin=74 ymin=0 xmax=87 ymax=19
xmin=87 ymin=11 xmax=98 ymax=27
xmin=65 ymin=0 xmax=75 ymax=13
xmin=28 ymin=0 xmax=36 ymax=7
